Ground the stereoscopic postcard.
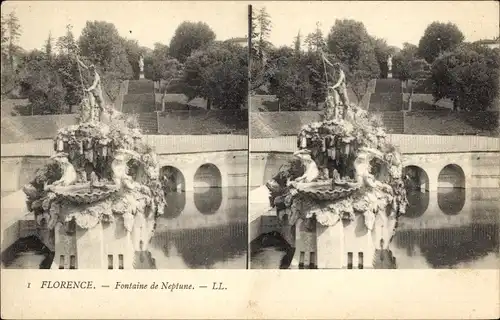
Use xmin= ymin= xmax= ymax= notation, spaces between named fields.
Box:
xmin=1 ymin=1 xmax=498 ymax=319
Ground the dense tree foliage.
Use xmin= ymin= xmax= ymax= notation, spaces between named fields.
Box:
xmin=1 ymin=11 xmax=23 ymax=96
xmin=56 ymin=24 xmax=78 ymax=55
xmin=431 ymin=44 xmax=499 ymax=111
xmin=418 ymin=22 xmax=464 ymax=63
xmin=370 ymin=36 xmax=396 ymax=78
xmin=305 ymin=22 xmax=326 ymax=53
xmin=252 ymin=7 xmax=273 ymax=63
xmin=168 ymin=21 xmax=216 ymax=63
xmin=144 ymin=43 xmax=182 ymax=89
xmin=181 ymin=42 xmax=247 ymax=109
xmin=78 ymin=21 xmax=133 ymax=78
xmin=392 ymin=42 xmax=419 ymax=81
xmin=326 ymin=19 xmax=380 ymax=101
xmin=293 ymin=31 xmax=302 ymax=54
xmin=268 ymin=51 xmax=326 ymax=110
xmin=18 ymin=50 xmax=68 ymax=114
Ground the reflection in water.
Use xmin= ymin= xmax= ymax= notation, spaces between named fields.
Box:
xmin=405 ymin=190 xmax=429 ymax=218
xmin=251 ymin=188 xmax=500 ymax=269
xmin=164 ymin=191 xmax=186 ymax=219
xmin=194 ymin=187 xmax=223 ymax=215
xmin=151 ymin=221 xmax=247 ymax=269
xmin=151 ymin=187 xmax=247 ymax=269
xmin=392 ymin=223 xmax=499 ymax=269
xmin=3 ymin=187 xmax=247 ymax=269
xmin=438 ymin=187 xmax=466 ymax=215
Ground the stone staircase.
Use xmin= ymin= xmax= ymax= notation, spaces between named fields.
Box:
xmin=136 ymin=112 xmax=158 ymax=134
xmin=375 ymin=112 xmax=404 ymax=134
xmin=367 ymin=79 xmax=405 ymax=133
xmin=122 ymin=79 xmax=155 ymax=114
xmin=369 ymin=79 xmax=403 ymax=112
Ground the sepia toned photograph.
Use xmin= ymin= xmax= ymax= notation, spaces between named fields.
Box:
xmin=1 ymin=1 xmax=248 ymax=269
xmin=249 ymin=2 xmax=499 ymax=270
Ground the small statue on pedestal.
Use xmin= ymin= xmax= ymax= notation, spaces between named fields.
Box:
xmin=139 ymin=55 xmax=145 ymax=79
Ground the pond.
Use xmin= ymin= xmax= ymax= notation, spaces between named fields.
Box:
xmin=2 ymin=187 xmax=248 ymax=269
xmin=148 ymin=186 xmax=248 ymax=269
xmin=250 ymin=188 xmax=500 ymax=269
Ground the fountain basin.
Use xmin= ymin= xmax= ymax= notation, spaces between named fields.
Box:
xmin=50 ymin=183 xmax=119 ymax=204
xmin=295 ymin=181 xmax=361 ymax=201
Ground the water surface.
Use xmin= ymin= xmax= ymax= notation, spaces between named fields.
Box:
xmin=2 ymin=187 xmax=248 ymax=269
xmin=251 ymin=188 xmax=499 ymax=269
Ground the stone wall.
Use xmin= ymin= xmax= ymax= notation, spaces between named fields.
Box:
xmin=158 ymin=151 xmax=248 ymax=190
xmin=1 ymin=156 xmax=50 ymax=194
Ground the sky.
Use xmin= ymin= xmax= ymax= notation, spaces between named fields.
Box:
xmin=256 ymin=1 xmax=499 ymax=48
xmin=2 ymin=1 xmax=248 ymax=51
xmin=2 ymin=1 xmax=498 ymax=51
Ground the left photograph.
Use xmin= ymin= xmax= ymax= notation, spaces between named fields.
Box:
xmin=1 ymin=1 xmax=249 ymax=269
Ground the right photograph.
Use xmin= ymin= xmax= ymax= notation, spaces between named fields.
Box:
xmin=248 ymin=2 xmax=500 ymax=269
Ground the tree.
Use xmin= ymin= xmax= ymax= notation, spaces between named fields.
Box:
xmin=370 ymin=36 xmax=396 ymax=77
xmin=293 ymin=30 xmax=302 ymax=54
xmin=56 ymin=24 xmax=78 ymax=55
xmin=250 ymin=45 xmax=293 ymax=93
xmin=168 ymin=21 xmax=216 ymax=63
xmin=5 ymin=11 xmax=21 ymax=70
xmin=1 ymin=11 xmax=22 ymax=96
xmin=78 ymin=21 xmax=133 ymax=103
xmin=123 ymin=39 xmax=148 ymax=79
xmin=305 ymin=22 xmax=326 ymax=53
xmin=78 ymin=21 xmax=133 ymax=78
xmin=430 ymin=44 xmax=498 ymax=111
xmin=453 ymin=61 xmax=498 ymax=111
xmin=392 ymin=42 xmax=419 ymax=81
xmin=267 ymin=51 xmax=326 ymax=110
xmin=143 ymin=42 xmax=182 ymax=93
xmin=181 ymin=42 xmax=247 ymax=109
xmin=44 ymin=32 xmax=54 ymax=58
xmin=418 ymin=22 xmax=465 ymax=63
xmin=54 ymin=53 xmax=84 ymax=108
xmin=326 ymin=19 xmax=380 ymax=102
xmin=19 ymin=50 xmax=68 ymax=114
xmin=1 ymin=14 xmax=8 ymax=64
xmin=252 ymin=7 xmax=272 ymax=62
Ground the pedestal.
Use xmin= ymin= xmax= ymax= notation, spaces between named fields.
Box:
xmin=316 ymin=222 xmax=344 ymax=269
xmin=291 ymin=218 xmax=317 ymax=269
xmin=139 ymin=72 xmax=145 ymax=79
xmin=52 ymin=222 xmax=78 ymax=269
xmin=290 ymin=214 xmax=375 ymax=269
xmin=52 ymin=219 xmax=134 ymax=269
xmin=343 ymin=214 xmax=374 ymax=269
xmin=103 ymin=216 xmax=134 ymax=270
xmin=75 ymin=223 xmax=105 ymax=269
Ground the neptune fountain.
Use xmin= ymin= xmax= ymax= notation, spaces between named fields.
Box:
xmin=22 ymin=58 xmax=166 ymax=269
xmin=263 ymin=54 xmax=408 ymax=269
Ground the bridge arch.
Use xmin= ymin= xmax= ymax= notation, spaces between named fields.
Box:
xmin=193 ymin=163 xmax=222 ymax=215
xmin=160 ymin=166 xmax=186 ymax=219
xmin=402 ymin=165 xmax=429 ymax=218
xmin=403 ymin=165 xmax=429 ymax=191
xmin=438 ymin=164 xmax=465 ymax=189
xmin=438 ymin=164 xmax=466 ymax=215
xmin=194 ymin=163 xmax=222 ymax=188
